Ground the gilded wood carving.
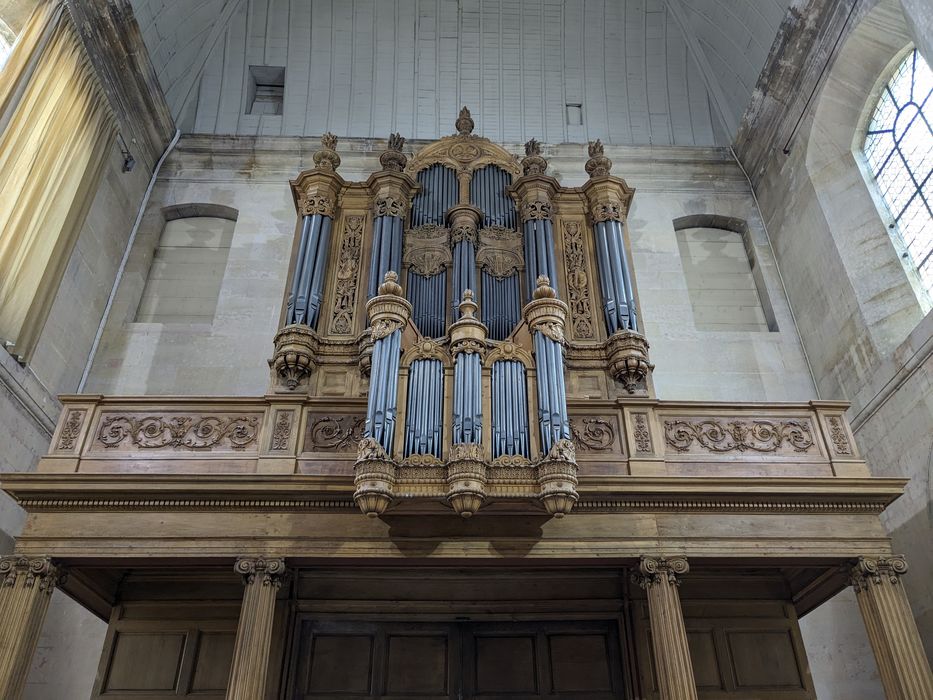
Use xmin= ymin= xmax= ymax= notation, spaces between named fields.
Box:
xmin=561 ymin=221 xmax=595 ymax=340
xmin=96 ymin=415 xmax=261 ymax=450
xmin=663 ymin=419 xmax=815 ymax=454
xmin=329 ymin=215 xmax=364 ymax=335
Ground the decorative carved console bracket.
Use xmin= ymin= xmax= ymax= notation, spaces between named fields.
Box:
xmin=536 ymin=438 xmax=579 ymax=517
xmin=447 ymin=443 xmax=487 ymax=517
xmin=606 ymin=330 xmax=653 ymax=394
xmin=353 ymin=437 xmax=398 ymax=517
xmin=270 ymin=324 xmax=317 ymax=391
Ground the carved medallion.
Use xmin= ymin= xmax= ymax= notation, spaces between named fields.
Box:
xmin=306 ymin=414 xmax=365 ymax=452
xmin=329 ymin=215 xmax=364 ymax=335
xmin=561 ymin=221 xmax=595 ymax=339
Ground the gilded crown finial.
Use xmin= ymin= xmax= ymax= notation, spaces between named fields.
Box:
xmin=456 ymin=106 xmax=475 ymax=135
xmin=585 ymin=139 xmax=612 ymax=178
xmin=378 ymin=271 xmax=403 ymax=297
xmin=380 ymin=133 xmax=408 ymax=172
xmin=313 ymin=132 xmax=341 ymax=171
xmin=522 ymin=137 xmax=548 ymax=176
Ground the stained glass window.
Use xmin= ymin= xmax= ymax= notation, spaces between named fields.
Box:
xmin=864 ymin=48 xmax=933 ymax=298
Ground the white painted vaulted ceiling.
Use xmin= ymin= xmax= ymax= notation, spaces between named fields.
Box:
xmin=129 ymin=0 xmax=791 ymax=146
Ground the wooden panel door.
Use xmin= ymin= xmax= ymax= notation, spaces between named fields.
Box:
xmin=290 ymin=619 xmax=625 ymax=699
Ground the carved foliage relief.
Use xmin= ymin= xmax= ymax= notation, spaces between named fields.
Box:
xmin=270 ymin=410 xmax=294 ymax=451
xmin=57 ymin=409 xmax=86 ymax=451
xmin=663 ymin=418 xmax=815 ymax=455
xmin=476 ymin=226 xmax=523 ymax=278
xmin=827 ymin=416 xmax=852 ymax=455
xmin=330 ymin=215 xmax=364 ymax=335
xmin=561 ymin=221 xmax=595 ymax=340
xmin=569 ymin=417 xmax=616 ymax=452
xmin=305 ymin=414 xmax=365 ymax=452
xmin=96 ymin=414 xmax=261 ymax=451
xmin=403 ymin=224 xmax=452 ymax=276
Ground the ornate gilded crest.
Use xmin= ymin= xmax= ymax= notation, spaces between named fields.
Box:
xmin=403 ymin=224 xmax=452 ymax=276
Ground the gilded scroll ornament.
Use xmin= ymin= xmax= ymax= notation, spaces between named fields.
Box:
xmin=97 ymin=415 xmax=260 ymax=450
xmin=828 ymin=416 xmax=852 ymax=455
xmin=584 ymin=139 xmax=612 ymax=178
xmin=477 ymin=226 xmax=523 ymax=278
xmin=561 ymin=221 xmax=595 ymax=339
xmin=373 ymin=196 xmax=409 ymax=219
xmin=379 ymin=133 xmax=408 ymax=172
xmin=521 ymin=199 xmax=552 ymax=221
xmin=307 ymin=415 xmax=365 ymax=451
xmin=270 ymin=410 xmax=293 ymax=451
xmin=403 ymin=224 xmax=452 ymax=276
xmin=298 ymin=193 xmax=335 ymax=218
xmin=57 ymin=409 xmax=86 ymax=450
xmin=663 ymin=419 xmax=815 ymax=454
xmin=633 ymin=413 xmax=652 ymax=454
xmin=570 ymin=418 xmax=615 ymax=451
xmin=329 ymin=215 xmax=363 ymax=335
xmin=313 ymin=132 xmax=341 ymax=171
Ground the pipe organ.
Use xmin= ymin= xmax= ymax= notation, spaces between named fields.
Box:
xmin=271 ymin=108 xmax=654 ymax=518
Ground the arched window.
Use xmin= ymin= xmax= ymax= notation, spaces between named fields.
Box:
xmin=863 ymin=48 xmax=933 ymax=298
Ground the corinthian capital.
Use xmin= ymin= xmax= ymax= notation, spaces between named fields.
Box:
xmin=633 ymin=555 xmax=689 ymax=589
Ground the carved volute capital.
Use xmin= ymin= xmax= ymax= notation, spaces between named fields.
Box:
xmin=455 ymin=106 xmax=475 ymax=135
xmin=380 ymin=133 xmax=408 ymax=172
xmin=354 ymin=437 xmax=397 ymax=517
xmin=523 ymin=276 xmax=568 ymax=343
xmin=450 ymin=290 xmax=488 ymax=357
xmin=373 ymin=195 xmax=409 ymax=220
xmin=291 ymin=168 xmax=343 ymax=218
xmin=521 ymin=138 xmax=548 ymax=176
xmin=234 ymin=557 xmax=287 ymax=588
xmin=366 ymin=272 xmax=412 ymax=339
xmin=585 ymin=139 xmax=612 ymax=178
xmin=313 ymin=132 xmax=341 ymax=172
xmin=633 ymin=555 xmax=690 ymax=589
xmin=0 ymin=556 xmax=66 ymax=593
xmin=849 ymin=555 xmax=909 ymax=592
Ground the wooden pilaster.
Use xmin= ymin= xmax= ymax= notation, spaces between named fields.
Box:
xmin=633 ymin=555 xmax=698 ymax=700
xmin=226 ymin=557 xmax=287 ymax=700
xmin=0 ymin=556 xmax=65 ymax=698
xmin=850 ymin=556 xmax=933 ymax=700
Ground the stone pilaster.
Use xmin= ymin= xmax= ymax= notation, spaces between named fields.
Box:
xmin=226 ymin=557 xmax=287 ymax=700
xmin=849 ymin=556 xmax=933 ymax=699
xmin=633 ymin=556 xmax=698 ymax=700
xmin=0 ymin=556 xmax=66 ymax=698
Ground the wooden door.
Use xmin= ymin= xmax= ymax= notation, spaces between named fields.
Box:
xmin=289 ymin=618 xmax=625 ymax=699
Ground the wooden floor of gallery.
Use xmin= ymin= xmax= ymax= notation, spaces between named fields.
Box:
xmin=90 ymin=564 xmax=818 ymax=698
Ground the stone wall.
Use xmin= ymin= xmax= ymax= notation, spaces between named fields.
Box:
xmin=84 ymin=137 xmax=816 ymax=404
xmin=745 ymin=0 xmax=933 ymax=696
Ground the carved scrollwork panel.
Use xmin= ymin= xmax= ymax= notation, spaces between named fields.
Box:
xmin=329 ymin=215 xmax=364 ymax=335
xmin=569 ymin=417 xmax=617 ymax=452
xmin=663 ymin=418 xmax=816 ymax=455
xmin=632 ymin=413 xmax=652 ymax=454
xmin=305 ymin=414 xmax=365 ymax=452
xmin=57 ymin=409 xmax=87 ymax=451
xmin=270 ymin=410 xmax=294 ymax=451
xmin=476 ymin=226 xmax=524 ymax=278
xmin=827 ymin=416 xmax=852 ymax=456
xmin=403 ymin=224 xmax=452 ymax=277
xmin=561 ymin=221 xmax=595 ymax=340
xmin=96 ymin=414 xmax=262 ymax=451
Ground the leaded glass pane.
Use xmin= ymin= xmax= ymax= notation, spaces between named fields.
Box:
xmin=863 ymin=48 xmax=933 ymax=298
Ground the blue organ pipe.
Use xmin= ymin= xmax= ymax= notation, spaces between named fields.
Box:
xmin=384 ymin=331 xmax=401 ymax=454
xmin=453 ymin=357 xmax=463 ymax=443
xmin=433 ymin=360 xmax=443 ymax=455
xmin=543 ymin=220 xmax=558 ymax=295
xmin=614 ymin=220 xmax=638 ymax=332
xmin=594 ymin=221 xmax=616 ymax=332
xmin=605 ymin=219 xmax=628 ymax=328
xmin=368 ymin=217 xmax=384 ymax=299
xmin=306 ymin=216 xmax=332 ymax=328
xmin=287 ymin=214 xmax=314 ymax=323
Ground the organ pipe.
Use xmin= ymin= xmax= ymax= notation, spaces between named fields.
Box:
xmin=411 ymin=164 xmax=457 ymax=227
xmin=409 ymin=270 xmax=447 ymax=338
xmin=593 ymin=219 xmax=638 ymax=333
xmin=491 ymin=359 xmax=529 ymax=459
xmin=404 ymin=358 xmax=444 ymax=458
xmin=368 ymin=215 xmax=404 ymax=300
xmin=481 ymin=271 xmax=521 ymax=341
xmin=286 ymin=212 xmax=333 ymax=329
xmin=470 ymin=164 xmax=516 ymax=229
xmin=522 ymin=218 xmax=559 ymax=300
xmin=450 ymin=290 xmax=486 ymax=447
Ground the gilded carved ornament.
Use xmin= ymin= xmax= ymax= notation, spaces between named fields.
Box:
xmin=373 ymin=195 xmax=409 ymax=219
xmin=484 ymin=341 xmax=533 ymax=368
xmin=379 ymin=132 xmax=408 ymax=172
xmin=521 ymin=138 xmax=548 ymax=176
xmin=298 ymin=193 xmax=335 ymax=218
xmin=403 ymin=339 xmax=449 ymax=365
xmin=312 ymin=132 xmax=341 ymax=172
xmin=329 ymin=215 xmax=364 ymax=335
xmin=589 ymin=199 xmax=624 ymax=223
xmin=521 ymin=199 xmax=552 ymax=221
xmin=476 ymin=226 xmax=523 ymax=278
xmin=632 ymin=555 xmax=689 ymax=589
xmin=585 ymin=139 xmax=612 ymax=178
xmin=403 ymin=224 xmax=452 ymax=276
xmin=450 ymin=221 xmax=478 ymax=245
xmin=524 ymin=276 xmax=568 ymax=344
xmin=561 ymin=221 xmax=595 ymax=339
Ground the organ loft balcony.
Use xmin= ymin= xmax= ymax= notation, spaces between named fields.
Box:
xmin=2 ymin=110 xmax=907 ymax=615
